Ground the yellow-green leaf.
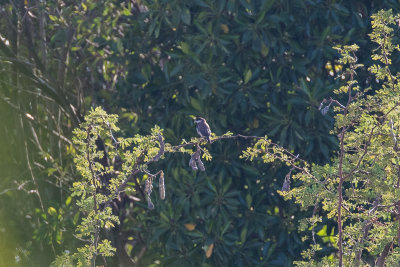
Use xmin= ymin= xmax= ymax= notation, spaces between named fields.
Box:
xmin=180 ymin=42 xmax=190 ymax=54
xmin=65 ymin=196 xmax=72 ymax=206
xmin=48 ymin=206 xmax=57 ymax=216
xmin=49 ymin=15 xmax=58 ymax=21
xmin=261 ymin=43 xmax=269 ymax=57
xmin=244 ymin=69 xmax=252 ymax=84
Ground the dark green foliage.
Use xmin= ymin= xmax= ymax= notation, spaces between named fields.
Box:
xmin=248 ymin=10 xmax=400 ymax=265
xmin=111 ymin=1 xmax=400 ymax=266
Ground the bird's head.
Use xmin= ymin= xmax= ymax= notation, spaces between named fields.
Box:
xmin=194 ymin=117 xmax=205 ymax=124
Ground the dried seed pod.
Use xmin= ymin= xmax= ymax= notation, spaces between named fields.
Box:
xmin=318 ymin=101 xmax=324 ymax=110
xmin=189 ymin=154 xmax=198 ymax=170
xmin=147 ymin=196 xmax=154 ymax=209
xmin=145 ymin=179 xmax=150 ymax=193
xmin=281 ymin=179 xmax=290 ymax=192
xmin=281 ymin=172 xmax=291 ymax=192
xmin=145 ymin=178 xmax=153 ymax=195
xmin=159 ymin=171 xmax=165 ymax=200
xmin=196 ymin=154 xmax=205 ymax=171
xmin=320 ymin=106 xmax=329 ymax=116
xmin=145 ymin=178 xmax=154 ymax=209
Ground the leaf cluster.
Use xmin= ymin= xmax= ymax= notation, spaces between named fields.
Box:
xmin=245 ymin=9 xmax=400 ymax=266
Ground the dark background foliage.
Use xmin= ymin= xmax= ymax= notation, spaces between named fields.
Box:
xmin=1 ymin=0 xmax=400 ymax=266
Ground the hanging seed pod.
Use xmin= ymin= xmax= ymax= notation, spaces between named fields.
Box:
xmin=159 ymin=171 xmax=165 ymax=200
xmin=196 ymin=154 xmax=205 ymax=171
xmin=144 ymin=178 xmax=150 ymax=193
xmin=320 ymin=106 xmax=329 ymax=116
xmin=281 ymin=171 xmax=291 ymax=192
xmin=189 ymin=154 xmax=198 ymax=170
xmin=147 ymin=196 xmax=154 ymax=209
xmin=318 ymin=101 xmax=324 ymax=110
xmin=145 ymin=178 xmax=154 ymax=209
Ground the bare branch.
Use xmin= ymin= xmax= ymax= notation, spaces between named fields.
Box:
xmin=376 ymin=241 xmax=393 ymax=267
xmin=169 ymin=134 xmax=266 ymax=152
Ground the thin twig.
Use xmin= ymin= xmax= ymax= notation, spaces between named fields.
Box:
xmin=0 ymin=181 xmax=30 ymax=195
xmin=337 ymin=62 xmax=356 ymax=267
xmin=169 ymin=134 xmax=265 ymax=152
xmin=311 ymin=202 xmax=319 ymax=245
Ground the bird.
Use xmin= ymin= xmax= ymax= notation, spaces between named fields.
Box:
xmin=194 ymin=117 xmax=212 ymax=143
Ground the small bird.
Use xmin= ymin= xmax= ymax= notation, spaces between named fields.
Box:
xmin=194 ymin=117 xmax=212 ymax=143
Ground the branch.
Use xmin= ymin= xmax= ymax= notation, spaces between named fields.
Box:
xmin=86 ymin=126 xmax=100 ymax=266
xmin=376 ymin=241 xmax=393 ymax=267
xmin=171 ymin=134 xmax=312 ymax=182
xmin=389 ymin=119 xmax=400 ymax=188
xmin=397 ymin=201 xmax=400 ymax=247
xmin=338 ymin=61 xmax=356 ymax=267
xmin=327 ymin=97 xmax=346 ymax=110
xmin=107 ymin=134 xmax=165 ymax=204
xmin=390 ymin=119 xmax=398 ymax=151
xmin=311 ymin=201 xmax=319 ymax=245
xmin=169 ymin=134 xmax=266 ymax=152
xmin=344 ymin=99 xmax=400 ymax=181
xmin=344 ymin=125 xmax=377 ymax=180
xmin=354 ymin=196 xmax=381 ymax=267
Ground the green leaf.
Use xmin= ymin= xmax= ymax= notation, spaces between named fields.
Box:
xmin=81 ymin=2 xmax=87 ymax=11
xmin=190 ymin=97 xmax=202 ymax=111
xmin=181 ymin=8 xmax=191 ymax=25
xmin=245 ymin=194 xmax=252 ymax=208
xmin=49 ymin=15 xmax=58 ymax=21
xmin=47 ymin=207 xmax=57 ymax=216
xmin=240 ymin=224 xmax=248 ymax=243
xmin=222 ymin=177 xmax=232 ymax=193
xmin=299 ymin=78 xmax=311 ymax=97
xmin=180 ymin=42 xmax=190 ymax=54
xmin=65 ymin=196 xmax=72 ymax=206
xmin=261 ymin=43 xmax=269 ymax=57
xmin=170 ymin=64 xmax=184 ymax=77
xmin=73 ymin=212 xmax=80 ymax=225
xmin=221 ymin=221 xmax=231 ymax=236
xmin=244 ymin=69 xmax=252 ymax=84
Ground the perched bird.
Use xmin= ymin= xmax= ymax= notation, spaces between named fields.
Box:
xmin=194 ymin=117 xmax=212 ymax=143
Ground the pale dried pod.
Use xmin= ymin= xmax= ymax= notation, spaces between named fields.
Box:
xmin=189 ymin=154 xmax=198 ymax=170
xmin=145 ymin=178 xmax=153 ymax=194
xmin=145 ymin=179 xmax=150 ymax=193
xmin=159 ymin=171 xmax=165 ymax=200
xmin=196 ymin=155 xmax=205 ymax=171
xmin=282 ymin=172 xmax=291 ymax=192
xmin=321 ymin=106 xmax=329 ymax=116
xmin=147 ymin=196 xmax=155 ymax=209
xmin=145 ymin=177 xmax=154 ymax=209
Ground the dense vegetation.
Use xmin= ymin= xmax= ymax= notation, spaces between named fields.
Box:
xmin=2 ymin=1 xmax=400 ymax=266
